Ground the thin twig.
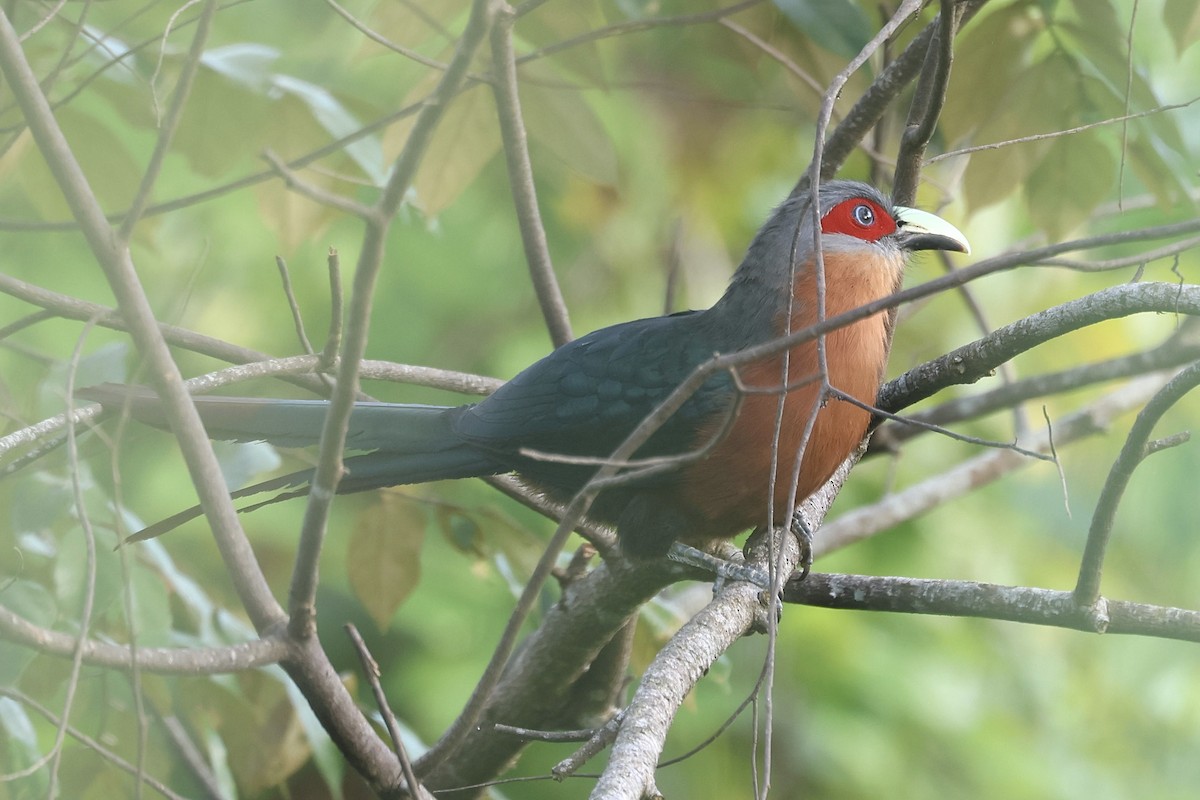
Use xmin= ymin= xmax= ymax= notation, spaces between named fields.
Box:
xmin=117 ymin=0 xmax=217 ymax=241
xmin=0 ymin=688 xmax=189 ymax=800
xmin=276 ymin=256 xmax=317 ymax=355
xmin=927 ymin=96 xmax=1200 ymax=164
xmin=1075 ymin=360 xmax=1200 ymax=606
xmin=489 ymin=2 xmax=572 ymax=346
xmin=345 ymin=624 xmax=431 ymax=800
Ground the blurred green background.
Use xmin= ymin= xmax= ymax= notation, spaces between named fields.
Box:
xmin=1 ymin=0 xmax=1199 ymax=797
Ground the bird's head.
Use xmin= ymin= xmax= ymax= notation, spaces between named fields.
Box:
xmin=816 ymin=181 xmax=970 ymax=258
xmin=727 ymin=180 xmax=970 ymax=307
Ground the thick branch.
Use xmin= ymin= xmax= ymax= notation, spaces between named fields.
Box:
xmin=785 ymin=573 xmax=1200 ymax=642
xmin=880 ymin=282 xmax=1200 ymax=414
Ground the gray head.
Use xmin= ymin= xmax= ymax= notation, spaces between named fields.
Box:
xmin=724 ymin=180 xmax=969 ymax=299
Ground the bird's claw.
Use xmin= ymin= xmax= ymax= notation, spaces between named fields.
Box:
xmin=790 ymin=515 xmax=814 ymax=582
xmin=666 ymin=543 xmax=771 ymax=590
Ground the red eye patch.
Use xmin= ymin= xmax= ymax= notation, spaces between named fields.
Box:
xmin=820 ymin=198 xmax=896 ymax=242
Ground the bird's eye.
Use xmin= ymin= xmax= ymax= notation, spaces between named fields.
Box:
xmin=852 ymin=203 xmax=875 ymax=227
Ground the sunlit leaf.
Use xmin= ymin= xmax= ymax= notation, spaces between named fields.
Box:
xmin=516 ymin=0 xmax=610 ymax=85
xmin=941 ymin=2 xmax=1044 ymax=144
xmin=347 ymin=493 xmax=425 ymax=627
xmin=388 ymin=83 xmax=501 ymax=216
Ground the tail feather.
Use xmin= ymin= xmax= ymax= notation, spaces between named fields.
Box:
xmin=79 ymin=384 xmax=510 ymax=542
xmin=78 ymin=383 xmax=471 ymax=452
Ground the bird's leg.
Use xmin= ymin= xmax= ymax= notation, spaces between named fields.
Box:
xmin=666 ymin=542 xmax=771 ymax=590
xmin=790 ymin=513 xmax=814 ymax=581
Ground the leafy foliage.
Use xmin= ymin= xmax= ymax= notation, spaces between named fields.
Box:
xmin=0 ymin=0 xmax=1198 ymax=798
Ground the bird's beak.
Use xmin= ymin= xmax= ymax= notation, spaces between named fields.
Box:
xmin=893 ymin=206 xmax=971 ymax=255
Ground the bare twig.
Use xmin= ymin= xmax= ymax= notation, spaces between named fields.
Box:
xmin=0 ymin=601 xmax=290 ymax=672
xmin=880 ymin=282 xmax=1200 ymax=414
xmin=488 ymin=2 xmax=572 ymax=346
xmin=276 ymin=256 xmax=318 ymax=355
xmin=926 ymin=96 xmax=1200 ymax=164
xmin=345 ymin=624 xmax=432 ymax=800
xmin=873 ymin=320 xmax=1200 ymax=449
xmin=117 ymin=0 xmax=217 ymax=240
xmin=0 ymin=688 xmax=189 ymax=800
xmin=1075 ymin=360 xmax=1200 ymax=606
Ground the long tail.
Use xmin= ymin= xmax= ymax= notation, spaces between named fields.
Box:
xmin=78 ymin=384 xmax=507 ymax=541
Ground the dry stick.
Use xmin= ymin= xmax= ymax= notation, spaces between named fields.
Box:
xmin=0 ymin=271 xmax=340 ymax=395
xmin=784 ymin=573 xmax=1200 ymax=641
xmin=938 ymin=250 xmax=1030 ymax=436
xmin=1038 ymin=235 xmax=1200 ymax=272
xmin=489 ymin=2 xmax=572 ymax=346
xmin=0 ymin=8 xmax=284 ymax=630
xmin=514 ymin=0 xmax=763 ymax=65
xmin=322 ymin=0 xmax=454 ymax=71
xmin=158 ymin=715 xmax=225 ymax=800
xmin=750 ymin=4 xmax=928 ymax=796
xmin=276 ymin=255 xmax=318 ymax=355
xmin=1074 ymin=360 xmax=1200 ymax=607
xmin=250 ymin=3 xmax=498 ymax=790
xmin=321 ymin=248 xmax=344 ymax=371
xmin=345 ymin=624 xmax=432 ymax=800
xmin=0 ymin=308 xmax=56 ymax=340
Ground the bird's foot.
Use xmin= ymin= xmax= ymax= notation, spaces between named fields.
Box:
xmin=790 ymin=516 xmax=814 ymax=582
xmin=666 ymin=542 xmax=771 ymax=591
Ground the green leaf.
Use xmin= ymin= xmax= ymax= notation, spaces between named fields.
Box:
xmin=0 ymin=580 xmax=56 ymax=685
xmin=0 ymin=697 xmax=44 ymax=790
xmin=397 ymin=82 xmax=500 ymax=216
xmin=1164 ymin=0 xmax=1200 ymax=56
xmin=941 ymin=2 xmax=1044 ymax=144
xmin=124 ymin=562 xmax=173 ymax=647
xmin=773 ymin=0 xmax=874 ymax=59
xmin=522 ymin=74 xmax=617 ymax=185
xmin=1026 ymin=132 xmax=1116 ymax=239
xmin=271 ymin=74 xmax=386 ymax=185
xmin=347 ymin=494 xmax=425 ymax=628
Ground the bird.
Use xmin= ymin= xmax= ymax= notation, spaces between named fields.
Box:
xmin=80 ymin=181 xmax=968 ymax=557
